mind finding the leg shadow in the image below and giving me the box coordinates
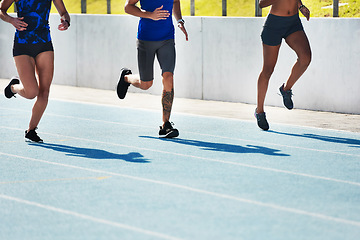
[269,130,360,148]
[28,142,149,163]
[139,136,290,157]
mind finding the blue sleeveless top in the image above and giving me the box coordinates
[14,0,52,44]
[137,0,174,41]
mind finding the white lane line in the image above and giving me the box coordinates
[1,108,359,157]
[1,152,360,228]
[0,194,182,240]
[0,176,111,185]
[1,126,360,187]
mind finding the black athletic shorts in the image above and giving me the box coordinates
[13,41,54,58]
[261,14,304,46]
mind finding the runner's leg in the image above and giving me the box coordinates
[161,72,174,124]
[27,51,54,131]
[283,31,311,91]
[257,43,281,113]
[13,55,39,99]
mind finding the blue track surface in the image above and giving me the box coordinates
[1,97,360,240]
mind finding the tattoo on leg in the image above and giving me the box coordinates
[162,88,174,122]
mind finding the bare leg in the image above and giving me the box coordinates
[161,72,174,126]
[257,43,281,113]
[13,55,39,99]
[283,31,311,91]
[29,51,54,131]
[125,74,153,90]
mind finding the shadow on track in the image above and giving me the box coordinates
[139,136,290,156]
[28,142,149,163]
[269,130,360,148]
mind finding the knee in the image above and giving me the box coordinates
[141,81,153,90]
[162,72,174,89]
[299,51,312,67]
[38,88,50,100]
[26,88,39,99]
[162,72,173,82]
[260,67,274,80]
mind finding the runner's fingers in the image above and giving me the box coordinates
[16,25,26,31]
[19,21,28,27]
[58,23,68,31]
[158,11,169,16]
[13,19,27,30]
[178,25,188,41]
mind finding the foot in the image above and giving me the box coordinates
[159,121,179,138]
[279,83,293,110]
[25,128,43,143]
[116,68,132,99]
[4,77,20,98]
[255,109,269,131]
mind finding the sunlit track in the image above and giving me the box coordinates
[1,106,359,158]
[1,152,360,228]
[1,126,360,187]
[0,194,183,240]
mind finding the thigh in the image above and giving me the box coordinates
[35,50,54,91]
[262,43,281,72]
[156,39,176,74]
[285,31,311,59]
[137,40,156,82]
[14,55,38,90]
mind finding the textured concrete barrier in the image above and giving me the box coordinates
[1,14,359,114]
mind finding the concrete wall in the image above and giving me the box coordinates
[1,14,359,114]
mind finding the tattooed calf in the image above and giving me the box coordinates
[162,88,174,122]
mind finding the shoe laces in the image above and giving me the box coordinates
[285,89,293,96]
[160,121,175,130]
[278,89,293,98]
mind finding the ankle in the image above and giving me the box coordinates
[283,84,291,92]
[124,75,129,83]
[256,108,264,114]
[10,85,17,94]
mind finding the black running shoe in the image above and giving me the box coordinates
[255,110,269,131]
[25,128,43,143]
[279,83,293,110]
[4,77,20,98]
[159,121,179,138]
[116,68,132,99]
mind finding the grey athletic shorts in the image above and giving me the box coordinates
[137,39,176,82]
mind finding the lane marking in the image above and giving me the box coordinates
[1,108,359,157]
[1,126,360,187]
[0,194,182,240]
[1,152,360,228]
[2,98,360,135]
[0,176,111,185]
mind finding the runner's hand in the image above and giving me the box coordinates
[11,17,27,31]
[300,6,310,21]
[150,5,170,20]
[178,22,188,41]
[58,18,69,31]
